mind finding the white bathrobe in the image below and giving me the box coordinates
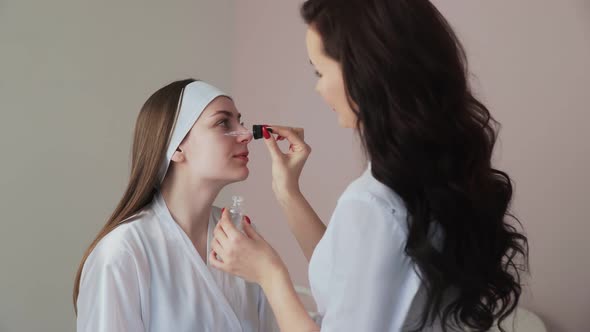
[309,166,445,331]
[77,192,278,332]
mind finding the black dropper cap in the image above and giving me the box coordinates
[252,125,273,140]
[253,125,264,140]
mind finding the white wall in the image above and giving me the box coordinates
[0,1,234,331]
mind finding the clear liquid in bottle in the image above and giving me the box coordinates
[229,195,245,232]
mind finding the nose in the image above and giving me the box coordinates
[237,123,253,143]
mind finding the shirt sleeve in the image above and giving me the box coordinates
[76,248,145,332]
[319,195,422,332]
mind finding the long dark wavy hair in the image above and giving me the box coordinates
[301,0,529,331]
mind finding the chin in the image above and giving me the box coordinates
[229,167,249,182]
[338,118,355,129]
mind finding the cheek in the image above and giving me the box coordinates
[333,75,349,107]
[316,80,328,104]
[323,75,347,109]
[191,137,230,168]
[332,78,357,127]
[317,78,339,107]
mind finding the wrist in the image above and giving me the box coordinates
[259,262,290,292]
[275,188,304,207]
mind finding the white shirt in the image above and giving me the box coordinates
[77,192,278,332]
[309,166,444,332]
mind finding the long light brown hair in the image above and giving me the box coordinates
[73,78,196,313]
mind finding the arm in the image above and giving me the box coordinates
[76,249,145,332]
[277,190,326,261]
[262,125,326,260]
[259,266,320,332]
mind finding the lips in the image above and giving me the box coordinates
[233,152,249,162]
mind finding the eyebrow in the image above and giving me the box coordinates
[209,110,242,120]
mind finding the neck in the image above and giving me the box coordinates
[160,170,223,243]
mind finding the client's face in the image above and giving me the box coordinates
[178,96,252,184]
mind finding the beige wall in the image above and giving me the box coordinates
[231,1,590,331]
[0,1,234,331]
[1,1,588,331]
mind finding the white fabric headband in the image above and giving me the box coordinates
[158,80,230,183]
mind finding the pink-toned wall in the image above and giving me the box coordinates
[230,1,590,331]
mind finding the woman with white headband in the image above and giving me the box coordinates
[73,79,278,332]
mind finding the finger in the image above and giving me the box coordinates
[215,210,230,240]
[263,132,284,162]
[242,217,262,241]
[214,221,229,244]
[266,125,306,146]
[211,237,224,254]
[209,250,225,270]
[268,125,304,141]
[219,209,242,240]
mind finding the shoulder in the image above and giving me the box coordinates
[85,210,153,271]
[342,168,405,210]
[335,168,408,234]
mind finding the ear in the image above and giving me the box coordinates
[171,147,185,163]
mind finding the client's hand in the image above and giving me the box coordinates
[210,208,286,286]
